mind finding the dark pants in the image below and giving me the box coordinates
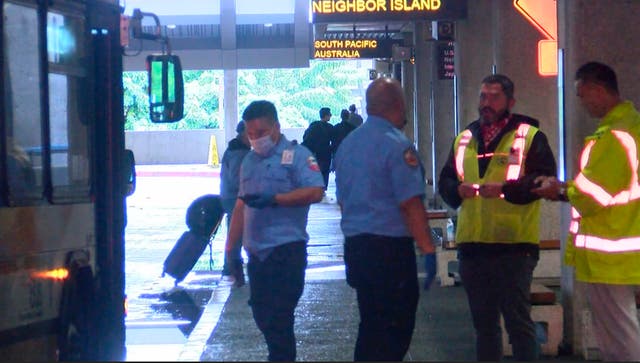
[459,253,539,361]
[344,234,419,361]
[247,241,307,361]
[316,156,331,190]
[221,200,242,275]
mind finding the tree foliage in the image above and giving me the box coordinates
[123,59,371,130]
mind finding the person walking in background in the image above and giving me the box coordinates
[219,120,251,287]
[438,74,557,361]
[225,100,325,361]
[331,109,356,163]
[334,77,435,361]
[302,107,334,197]
[348,103,364,127]
[533,62,640,361]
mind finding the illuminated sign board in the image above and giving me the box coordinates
[312,0,467,23]
[314,38,398,59]
[513,0,557,76]
[437,41,455,79]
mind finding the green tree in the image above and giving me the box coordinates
[122,72,148,130]
[123,59,370,130]
[239,60,369,128]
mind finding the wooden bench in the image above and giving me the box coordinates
[502,283,563,357]
[436,239,561,287]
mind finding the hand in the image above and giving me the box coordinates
[241,193,277,209]
[458,183,479,199]
[531,176,562,200]
[423,253,437,291]
[478,182,504,198]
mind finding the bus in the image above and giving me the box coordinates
[0,0,180,360]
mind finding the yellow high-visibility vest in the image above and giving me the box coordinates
[564,101,640,284]
[453,123,540,244]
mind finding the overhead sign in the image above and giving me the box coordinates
[513,0,557,76]
[313,38,398,59]
[312,0,467,23]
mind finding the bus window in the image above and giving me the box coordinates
[3,2,44,204]
[48,10,91,201]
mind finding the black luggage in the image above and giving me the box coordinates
[162,231,210,284]
[186,194,224,238]
[162,194,224,285]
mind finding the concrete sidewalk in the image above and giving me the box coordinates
[194,274,476,361]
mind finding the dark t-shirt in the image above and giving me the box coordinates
[302,120,333,161]
[331,121,355,155]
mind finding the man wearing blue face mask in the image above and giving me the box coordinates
[224,100,325,361]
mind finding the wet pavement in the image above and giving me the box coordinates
[124,164,586,362]
[124,165,223,361]
[123,165,347,361]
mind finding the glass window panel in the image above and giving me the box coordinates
[47,11,91,201]
[3,2,43,204]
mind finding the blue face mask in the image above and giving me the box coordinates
[250,132,276,156]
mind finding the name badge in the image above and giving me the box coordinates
[281,149,294,165]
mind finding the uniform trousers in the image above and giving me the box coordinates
[587,283,640,361]
[344,234,419,361]
[247,241,307,361]
[459,253,538,361]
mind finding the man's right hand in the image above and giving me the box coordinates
[417,237,436,255]
[458,182,479,199]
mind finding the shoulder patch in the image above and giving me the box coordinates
[307,155,321,172]
[403,147,419,168]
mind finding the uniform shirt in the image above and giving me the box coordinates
[239,135,325,259]
[334,116,426,237]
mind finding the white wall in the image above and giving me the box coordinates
[126,127,305,165]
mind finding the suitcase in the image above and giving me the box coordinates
[162,230,210,284]
[186,194,224,238]
[162,195,225,285]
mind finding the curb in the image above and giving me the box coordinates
[177,283,233,361]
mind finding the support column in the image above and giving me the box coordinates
[223,70,238,144]
[220,0,237,149]
[293,0,310,67]
[413,21,434,203]
[220,0,236,70]
[431,41,456,209]
[401,58,415,145]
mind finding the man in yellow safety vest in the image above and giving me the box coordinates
[534,62,640,361]
[438,74,558,361]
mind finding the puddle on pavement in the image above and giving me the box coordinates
[132,286,212,337]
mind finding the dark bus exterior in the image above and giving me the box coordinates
[0,0,127,360]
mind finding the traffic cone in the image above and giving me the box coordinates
[207,135,219,167]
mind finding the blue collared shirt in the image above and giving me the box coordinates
[335,116,426,237]
[239,135,325,258]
